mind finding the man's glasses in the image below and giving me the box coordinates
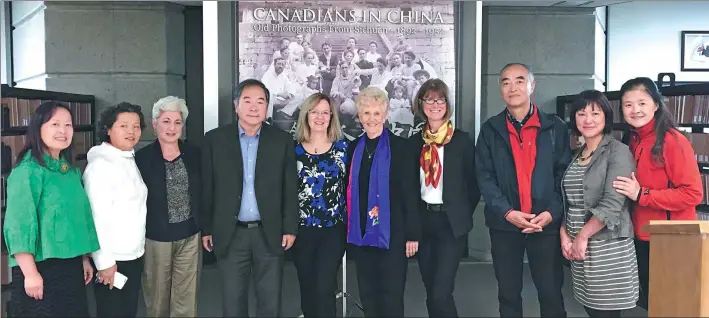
[421,98,447,105]
[308,110,331,117]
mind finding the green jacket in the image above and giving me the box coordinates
[3,153,100,267]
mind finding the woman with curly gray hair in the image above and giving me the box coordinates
[135,96,203,317]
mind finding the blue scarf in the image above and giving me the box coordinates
[346,131,391,249]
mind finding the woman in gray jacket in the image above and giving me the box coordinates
[560,90,639,317]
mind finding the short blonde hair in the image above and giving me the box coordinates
[295,93,343,143]
[355,87,389,113]
[152,96,188,120]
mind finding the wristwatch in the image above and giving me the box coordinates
[637,188,649,201]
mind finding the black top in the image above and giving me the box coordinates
[346,129,421,247]
[410,129,482,238]
[295,140,348,228]
[135,140,202,242]
[358,135,380,236]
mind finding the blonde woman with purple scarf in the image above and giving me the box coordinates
[345,87,421,318]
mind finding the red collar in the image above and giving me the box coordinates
[633,118,656,139]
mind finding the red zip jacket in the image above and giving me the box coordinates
[506,109,540,214]
[630,118,704,241]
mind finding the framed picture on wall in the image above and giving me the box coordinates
[681,31,709,72]
[235,1,457,140]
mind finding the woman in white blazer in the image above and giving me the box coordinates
[83,102,148,318]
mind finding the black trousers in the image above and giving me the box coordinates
[217,226,283,317]
[634,239,650,310]
[352,242,408,318]
[489,229,567,318]
[10,257,89,317]
[584,306,621,318]
[418,211,466,318]
[93,257,144,318]
[293,224,346,318]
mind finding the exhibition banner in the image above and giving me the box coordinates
[237,1,456,139]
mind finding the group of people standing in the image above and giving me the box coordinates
[475,64,702,318]
[4,97,202,317]
[2,61,703,318]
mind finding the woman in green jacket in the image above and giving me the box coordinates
[3,101,100,317]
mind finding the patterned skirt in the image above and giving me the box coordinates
[9,256,89,317]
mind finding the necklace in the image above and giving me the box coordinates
[364,144,375,159]
[578,147,595,162]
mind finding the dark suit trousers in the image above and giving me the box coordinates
[293,224,346,318]
[489,229,566,318]
[93,257,144,318]
[353,243,408,318]
[634,239,649,310]
[217,226,283,317]
[418,210,465,318]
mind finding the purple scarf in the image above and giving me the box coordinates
[346,131,391,249]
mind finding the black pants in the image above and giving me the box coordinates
[93,257,144,318]
[634,239,650,310]
[217,226,283,317]
[584,306,621,317]
[353,243,408,318]
[418,211,465,318]
[10,257,89,317]
[489,229,567,318]
[293,225,346,318]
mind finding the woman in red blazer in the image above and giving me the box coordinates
[612,77,703,310]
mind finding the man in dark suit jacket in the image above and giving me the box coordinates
[475,63,570,318]
[200,79,298,317]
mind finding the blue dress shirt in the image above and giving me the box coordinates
[237,123,261,222]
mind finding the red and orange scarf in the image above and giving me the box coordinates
[420,120,454,188]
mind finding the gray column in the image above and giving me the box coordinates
[481,6,596,121]
[11,1,187,142]
[454,1,487,261]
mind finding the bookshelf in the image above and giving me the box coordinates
[0,85,97,312]
[555,81,709,219]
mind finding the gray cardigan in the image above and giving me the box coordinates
[561,134,636,240]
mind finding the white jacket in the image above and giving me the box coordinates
[83,142,147,270]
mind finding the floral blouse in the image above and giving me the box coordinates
[295,140,348,227]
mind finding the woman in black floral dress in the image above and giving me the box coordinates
[292,93,348,318]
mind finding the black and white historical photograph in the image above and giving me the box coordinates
[237,1,456,139]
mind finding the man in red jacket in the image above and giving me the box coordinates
[475,63,571,318]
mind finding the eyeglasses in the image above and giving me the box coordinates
[308,110,331,117]
[421,98,447,105]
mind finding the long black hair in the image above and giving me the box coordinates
[619,77,678,164]
[15,101,74,168]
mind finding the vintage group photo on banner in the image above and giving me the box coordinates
[236,1,456,139]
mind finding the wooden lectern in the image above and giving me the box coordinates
[644,220,709,317]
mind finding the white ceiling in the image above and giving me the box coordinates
[483,0,631,7]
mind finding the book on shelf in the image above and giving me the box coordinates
[665,95,709,125]
[1,97,93,128]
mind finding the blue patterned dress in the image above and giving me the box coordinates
[295,140,349,227]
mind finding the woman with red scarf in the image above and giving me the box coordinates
[612,77,703,310]
[410,79,481,318]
